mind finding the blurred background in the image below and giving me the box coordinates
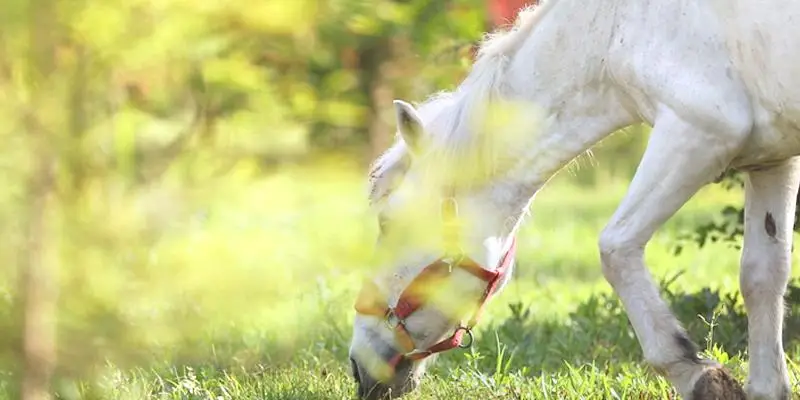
[3,0,788,399]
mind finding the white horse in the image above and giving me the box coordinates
[349,0,800,399]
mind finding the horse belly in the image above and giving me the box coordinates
[715,0,800,167]
[732,107,800,170]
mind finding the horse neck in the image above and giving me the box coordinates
[477,0,639,214]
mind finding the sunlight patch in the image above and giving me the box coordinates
[427,98,546,188]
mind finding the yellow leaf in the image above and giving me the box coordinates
[202,56,265,92]
[347,14,381,36]
[238,0,317,35]
[70,2,128,59]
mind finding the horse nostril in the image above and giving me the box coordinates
[351,356,369,398]
[350,357,361,383]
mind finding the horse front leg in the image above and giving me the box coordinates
[740,158,800,400]
[598,107,750,399]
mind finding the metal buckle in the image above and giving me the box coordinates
[455,326,474,349]
[385,309,403,330]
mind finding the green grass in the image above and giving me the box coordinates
[3,154,800,399]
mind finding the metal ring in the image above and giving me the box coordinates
[385,309,402,329]
[457,327,474,349]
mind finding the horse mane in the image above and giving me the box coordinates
[368,1,555,199]
[477,2,552,61]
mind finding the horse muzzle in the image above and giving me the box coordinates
[350,354,417,399]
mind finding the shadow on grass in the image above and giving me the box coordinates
[435,273,800,377]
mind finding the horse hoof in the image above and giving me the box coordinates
[691,366,746,400]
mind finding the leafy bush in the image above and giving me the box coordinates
[450,273,800,377]
[674,169,800,253]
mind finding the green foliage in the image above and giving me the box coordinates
[452,272,800,379]
[674,169,800,255]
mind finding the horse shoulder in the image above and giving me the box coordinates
[609,1,753,135]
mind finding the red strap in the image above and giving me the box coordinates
[426,326,469,353]
[354,237,518,365]
[457,259,499,281]
[403,239,517,361]
[387,353,405,368]
[404,326,471,361]
[394,260,450,319]
[466,237,517,326]
[496,237,517,276]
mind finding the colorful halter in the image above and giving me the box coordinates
[354,195,517,371]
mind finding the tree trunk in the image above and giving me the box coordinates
[19,0,59,398]
[66,45,88,194]
[358,37,395,161]
[19,154,56,400]
[368,63,394,161]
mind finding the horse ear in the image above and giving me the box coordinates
[393,99,424,153]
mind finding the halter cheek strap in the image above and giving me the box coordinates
[354,194,517,370]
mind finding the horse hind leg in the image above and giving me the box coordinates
[598,106,749,399]
[739,158,799,400]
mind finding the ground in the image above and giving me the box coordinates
[3,154,799,400]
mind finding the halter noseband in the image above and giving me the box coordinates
[354,193,517,371]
